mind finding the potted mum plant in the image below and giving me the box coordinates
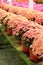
[22,34,34,53]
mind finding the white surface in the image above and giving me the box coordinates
[29,0,34,9]
[7,0,12,4]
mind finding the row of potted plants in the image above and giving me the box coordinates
[0,8,42,62]
[4,26,41,62]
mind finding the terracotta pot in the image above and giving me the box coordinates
[29,49,40,62]
[17,41,22,44]
[5,27,7,31]
[22,45,29,53]
[7,28,12,35]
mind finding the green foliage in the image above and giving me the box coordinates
[1,15,7,22]
[22,37,34,49]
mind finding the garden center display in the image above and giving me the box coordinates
[0,0,43,65]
